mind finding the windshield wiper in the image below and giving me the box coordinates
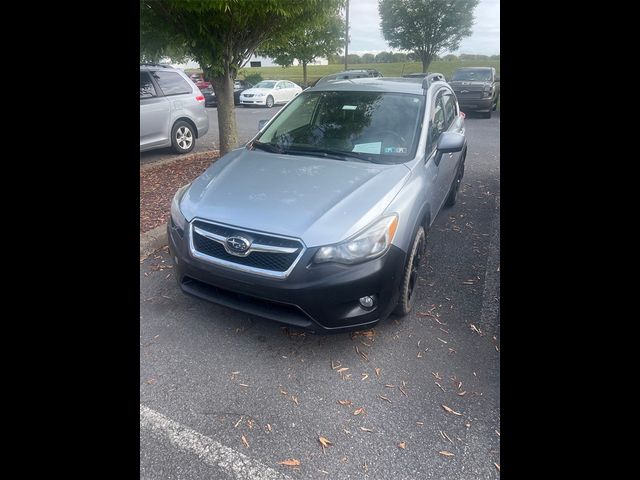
[285,147,375,163]
[251,141,282,154]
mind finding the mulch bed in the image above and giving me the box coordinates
[140,151,219,233]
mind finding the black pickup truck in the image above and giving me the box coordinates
[449,67,500,118]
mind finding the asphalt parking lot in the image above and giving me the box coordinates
[140,112,500,479]
[139,105,284,165]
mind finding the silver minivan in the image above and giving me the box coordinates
[140,64,209,154]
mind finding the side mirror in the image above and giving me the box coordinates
[495,76,500,82]
[436,132,465,153]
[258,119,268,130]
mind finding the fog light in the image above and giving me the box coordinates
[359,296,375,308]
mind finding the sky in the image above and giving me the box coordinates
[348,0,500,56]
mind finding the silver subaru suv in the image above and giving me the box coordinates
[140,64,209,154]
[168,74,466,333]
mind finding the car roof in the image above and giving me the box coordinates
[140,63,176,72]
[454,66,493,70]
[308,76,448,95]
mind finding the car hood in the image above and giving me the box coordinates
[240,88,273,95]
[180,148,410,247]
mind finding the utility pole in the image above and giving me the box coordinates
[344,0,349,71]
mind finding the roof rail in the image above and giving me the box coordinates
[140,63,173,68]
[421,72,446,90]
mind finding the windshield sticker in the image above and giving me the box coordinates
[353,142,381,154]
[342,105,357,110]
[384,146,408,154]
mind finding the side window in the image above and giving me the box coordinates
[427,94,446,153]
[140,72,156,99]
[287,81,296,89]
[276,82,284,90]
[152,71,192,96]
[442,93,457,128]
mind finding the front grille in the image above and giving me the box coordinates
[243,94,254,98]
[456,91,483,99]
[191,221,304,273]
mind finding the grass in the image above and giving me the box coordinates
[234,60,500,85]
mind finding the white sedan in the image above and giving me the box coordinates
[239,80,302,108]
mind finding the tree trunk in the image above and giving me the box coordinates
[421,53,432,73]
[302,61,308,87]
[211,71,237,157]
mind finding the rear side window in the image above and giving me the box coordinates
[442,93,457,128]
[140,72,156,98]
[152,71,192,96]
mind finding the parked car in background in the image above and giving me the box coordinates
[239,80,302,108]
[448,67,500,118]
[314,69,383,86]
[140,64,209,154]
[201,80,254,107]
[168,74,467,332]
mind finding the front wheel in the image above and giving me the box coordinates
[265,95,274,108]
[394,226,426,317]
[171,121,195,154]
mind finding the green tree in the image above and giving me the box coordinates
[258,10,344,87]
[140,0,342,156]
[361,53,375,63]
[379,0,479,73]
[443,53,458,61]
[347,53,361,64]
[375,51,395,63]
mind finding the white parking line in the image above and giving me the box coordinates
[140,404,292,480]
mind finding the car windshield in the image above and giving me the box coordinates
[255,81,277,89]
[451,69,492,81]
[254,91,425,164]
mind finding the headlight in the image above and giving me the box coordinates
[313,215,399,264]
[170,183,190,231]
[483,85,492,97]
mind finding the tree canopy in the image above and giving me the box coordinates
[378,0,479,72]
[258,9,344,86]
[140,0,343,155]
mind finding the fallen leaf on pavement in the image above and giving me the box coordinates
[319,436,333,453]
[494,463,500,471]
[361,373,369,381]
[353,407,365,415]
[375,368,381,377]
[266,424,272,432]
[378,395,392,403]
[241,435,249,448]
[278,459,300,467]
[385,384,395,388]
[470,324,483,335]
[336,367,349,373]
[442,405,463,416]
[337,399,352,406]
[439,451,454,457]
[432,372,443,380]
[398,442,406,449]
[399,385,408,397]
[331,360,341,370]
[360,427,373,432]
[457,391,467,396]
[495,430,500,437]
[435,382,445,393]
[291,395,299,405]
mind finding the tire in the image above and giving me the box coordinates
[394,226,426,317]
[445,154,465,207]
[265,95,274,108]
[171,120,195,154]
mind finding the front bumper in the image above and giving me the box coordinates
[168,222,406,333]
[240,97,267,105]
[456,96,493,112]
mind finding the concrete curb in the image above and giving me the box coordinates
[140,222,168,260]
